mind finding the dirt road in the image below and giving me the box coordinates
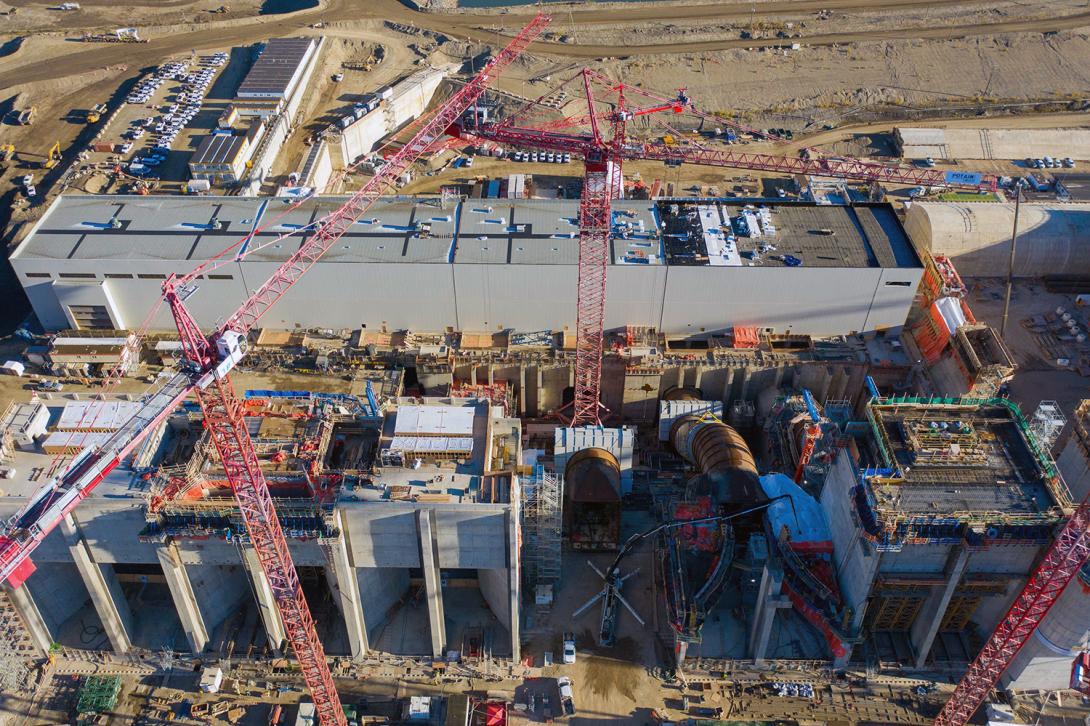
[3,0,1090,91]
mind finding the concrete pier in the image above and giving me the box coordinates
[749,563,791,663]
[326,511,369,659]
[418,509,446,658]
[157,543,209,654]
[911,546,970,668]
[242,547,287,653]
[3,583,53,655]
[61,513,133,653]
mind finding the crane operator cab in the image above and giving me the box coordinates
[195,329,248,389]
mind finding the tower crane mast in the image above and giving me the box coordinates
[0,14,551,725]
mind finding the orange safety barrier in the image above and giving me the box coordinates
[731,325,760,349]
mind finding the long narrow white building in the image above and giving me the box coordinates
[12,195,924,336]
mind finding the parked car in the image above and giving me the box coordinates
[36,380,63,392]
[562,633,576,664]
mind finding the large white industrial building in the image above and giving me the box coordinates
[12,195,923,336]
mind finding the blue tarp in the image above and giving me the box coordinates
[759,473,831,544]
[244,389,358,402]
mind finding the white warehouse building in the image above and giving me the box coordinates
[12,195,924,336]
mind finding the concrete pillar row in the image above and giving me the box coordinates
[470,366,478,386]
[241,547,288,654]
[3,583,53,656]
[60,513,133,653]
[721,367,734,407]
[749,563,791,663]
[693,366,704,394]
[818,367,833,405]
[328,510,369,659]
[487,364,494,385]
[911,546,971,668]
[157,544,210,654]
[417,509,446,658]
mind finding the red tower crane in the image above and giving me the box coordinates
[0,14,551,725]
[448,69,999,427]
[932,501,1090,725]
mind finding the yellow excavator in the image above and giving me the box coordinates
[42,141,61,170]
[86,103,107,124]
[0,143,14,162]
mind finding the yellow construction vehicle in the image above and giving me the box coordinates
[42,141,61,170]
[0,143,14,161]
[86,103,107,124]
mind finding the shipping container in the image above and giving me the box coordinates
[486,179,500,198]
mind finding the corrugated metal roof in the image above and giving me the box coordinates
[393,404,475,436]
[191,134,247,166]
[57,400,143,431]
[236,37,314,98]
[13,195,919,270]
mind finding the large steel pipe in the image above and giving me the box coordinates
[671,415,763,506]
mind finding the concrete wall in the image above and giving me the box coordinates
[904,202,1090,277]
[1057,435,1090,502]
[339,67,449,165]
[477,567,511,631]
[189,564,251,635]
[819,452,878,633]
[24,562,90,639]
[897,127,1090,160]
[357,567,409,638]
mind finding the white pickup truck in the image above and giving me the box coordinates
[557,677,576,717]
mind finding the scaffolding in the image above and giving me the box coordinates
[520,465,562,624]
[1029,400,1066,453]
[76,675,122,715]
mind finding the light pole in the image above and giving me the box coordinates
[1000,184,1021,339]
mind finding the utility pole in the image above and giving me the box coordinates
[1000,185,1021,338]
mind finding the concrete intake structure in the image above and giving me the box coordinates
[563,448,622,551]
[904,201,1090,278]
